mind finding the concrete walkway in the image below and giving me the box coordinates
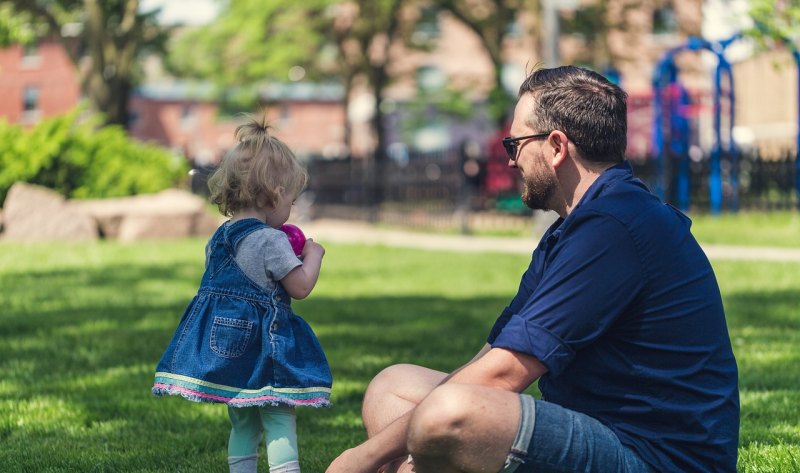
[300,218,800,262]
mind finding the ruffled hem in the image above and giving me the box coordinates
[153,383,331,408]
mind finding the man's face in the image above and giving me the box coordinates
[509,94,558,211]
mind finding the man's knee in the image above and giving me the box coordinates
[407,384,474,455]
[366,364,413,395]
[362,364,423,434]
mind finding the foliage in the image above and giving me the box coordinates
[399,84,474,139]
[166,0,332,112]
[437,0,527,124]
[746,0,800,49]
[0,3,37,44]
[166,0,405,156]
[0,0,168,126]
[0,110,187,205]
[0,238,798,471]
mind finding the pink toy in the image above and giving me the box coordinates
[280,223,307,256]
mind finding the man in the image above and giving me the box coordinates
[327,66,739,473]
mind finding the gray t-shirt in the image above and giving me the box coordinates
[207,226,302,291]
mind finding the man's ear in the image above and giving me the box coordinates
[549,131,570,168]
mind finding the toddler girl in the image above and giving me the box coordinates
[153,115,331,473]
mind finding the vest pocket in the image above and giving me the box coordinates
[210,317,253,358]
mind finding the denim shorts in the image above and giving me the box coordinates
[502,395,653,473]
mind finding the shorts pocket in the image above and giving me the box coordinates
[210,317,253,358]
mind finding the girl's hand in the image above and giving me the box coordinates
[281,238,324,299]
[300,238,325,260]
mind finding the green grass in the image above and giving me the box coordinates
[689,211,800,248]
[1,238,799,472]
[376,210,800,247]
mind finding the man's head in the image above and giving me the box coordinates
[507,66,627,213]
[517,66,627,163]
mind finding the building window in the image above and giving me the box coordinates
[128,110,140,128]
[21,86,41,123]
[653,7,678,36]
[179,104,197,130]
[417,65,446,91]
[410,6,440,46]
[21,41,41,69]
[279,103,291,125]
[23,86,39,111]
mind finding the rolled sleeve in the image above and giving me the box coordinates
[492,315,575,374]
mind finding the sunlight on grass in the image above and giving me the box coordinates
[690,211,800,248]
[1,228,799,471]
[4,396,86,431]
[738,442,800,473]
[315,412,364,429]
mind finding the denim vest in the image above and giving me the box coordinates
[153,218,332,407]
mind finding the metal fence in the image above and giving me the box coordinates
[304,148,534,234]
[630,149,798,212]
[190,147,798,234]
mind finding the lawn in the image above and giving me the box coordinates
[1,233,798,472]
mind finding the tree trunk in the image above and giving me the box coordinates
[85,70,133,127]
[82,0,140,127]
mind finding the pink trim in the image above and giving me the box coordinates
[153,383,328,405]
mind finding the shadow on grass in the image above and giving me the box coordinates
[0,263,505,471]
[3,263,799,471]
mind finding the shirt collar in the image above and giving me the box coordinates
[543,160,640,242]
[576,160,639,208]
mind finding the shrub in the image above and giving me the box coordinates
[0,110,188,205]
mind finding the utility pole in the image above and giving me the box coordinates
[542,0,560,66]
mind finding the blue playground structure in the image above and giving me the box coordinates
[651,33,800,213]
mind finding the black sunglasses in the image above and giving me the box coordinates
[502,133,551,161]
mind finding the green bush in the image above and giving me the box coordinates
[0,110,188,205]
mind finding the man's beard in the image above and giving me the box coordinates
[521,166,558,210]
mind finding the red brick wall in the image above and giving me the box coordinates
[0,40,80,125]
[129,98,347,164]
[262,101,346,158]
[129,97,238,165]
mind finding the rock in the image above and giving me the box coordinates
[117,214,196,242]
[72,188,221,241]
[2,183,98,241]
[193,209,225,236]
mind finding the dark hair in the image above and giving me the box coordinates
[518,66,627,163]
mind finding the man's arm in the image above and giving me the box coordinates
[448,346,547,391]
[325,346,547,473]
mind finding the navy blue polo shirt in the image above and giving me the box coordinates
[488,161,739,472]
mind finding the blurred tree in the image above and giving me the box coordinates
[0,3,37,45]
[167,0,405,161]
[746,0,800,50]
[436,0,535,125]
[327,0,404,160]
[560,1,611,67]
[0,0,167,127]
[166,0,332,111]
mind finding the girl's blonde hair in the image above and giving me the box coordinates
[208,114,307,217]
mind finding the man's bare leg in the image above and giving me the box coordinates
[362,364,447,437]
[405,383,522,473]
[362,364,447,472]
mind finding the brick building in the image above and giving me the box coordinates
[0,39,81,125]
[0,3,795,160]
